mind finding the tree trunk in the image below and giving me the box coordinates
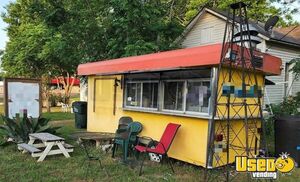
[46,101,51,112]
[58,73,76,105]
[41,76,51,113]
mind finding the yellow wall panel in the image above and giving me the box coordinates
[216,68,264,118]
[213,119,261,167]
[87,75,209,166]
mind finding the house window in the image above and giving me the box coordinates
[200,27,213,44]
[125,81,158,109]
[163,81,185,111]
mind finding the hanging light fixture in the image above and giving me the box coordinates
[233,24,262,48]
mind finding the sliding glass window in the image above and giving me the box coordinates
[163,81,185,111]
[123,69,212,116]
[125,82,141,107]
[186,81,211,113]
[125,81,158,109]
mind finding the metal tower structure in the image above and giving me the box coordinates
[205,2,268,181]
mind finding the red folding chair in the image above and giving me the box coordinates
[135,123,181,176]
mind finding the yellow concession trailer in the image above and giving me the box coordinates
[77,43,282,167]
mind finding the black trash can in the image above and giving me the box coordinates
[72,101,87,129]
[275,116,300,166]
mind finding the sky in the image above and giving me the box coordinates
[0,0,11,50]
[0,0,299,51]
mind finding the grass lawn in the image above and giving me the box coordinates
[0,120,204,181]
[41,107,74,122]
[41,112,74,121]
[0,105,74,124]
[0,120,299,181]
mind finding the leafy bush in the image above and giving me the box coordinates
[49,93,65,107]
[295,92,300,105]
[0,116,61,145]
[266,93,300,131]
[49,94,58,107]
[270,96,300,117]
[265,93,300,154]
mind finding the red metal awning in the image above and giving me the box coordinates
[77,44,282,76]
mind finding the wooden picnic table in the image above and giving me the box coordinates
[71,131,136,163]
[71,132,115,148]
[70,132,131,163]
[18,132,74,162]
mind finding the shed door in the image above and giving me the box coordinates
[94,79,115,122]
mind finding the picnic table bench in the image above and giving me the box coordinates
[18,132,74,162]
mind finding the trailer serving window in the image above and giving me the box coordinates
[163,81,185,111]
[123,69,212,117]
[186,80,210,113]
[125,81,158,109]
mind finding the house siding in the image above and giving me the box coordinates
[179,10,300,104]
[181,12,225,48]
[265,44,300,103]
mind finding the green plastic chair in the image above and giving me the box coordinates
[112,121,143,162]
[111,117,133,158]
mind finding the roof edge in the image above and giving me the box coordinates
[175,7,300,48]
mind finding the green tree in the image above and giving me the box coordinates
[1,0,183,104]
[161,0,189,26]
[2,23,51,77]
[2,0,183,72]
[1,0,109,105]
[103,0,183,59]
